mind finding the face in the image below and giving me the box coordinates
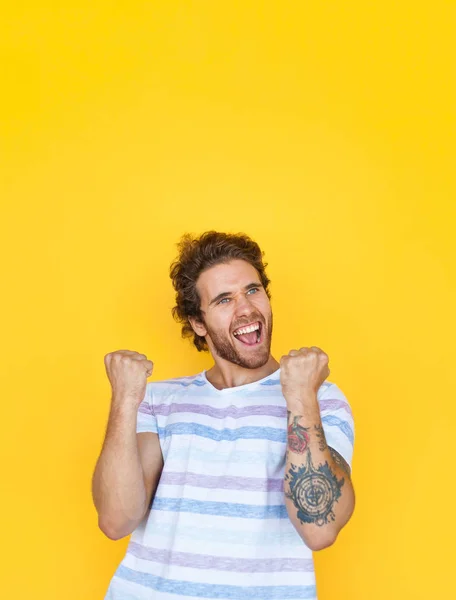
[191,260,273,369]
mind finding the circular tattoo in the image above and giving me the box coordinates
[293,473,335,526]
[285,453,344,526]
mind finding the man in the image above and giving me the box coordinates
[92,231,355,600]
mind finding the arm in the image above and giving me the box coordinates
[91,350,163,540]
[281,348,355,551]
[285,401,355,550]
[92,407,163,540]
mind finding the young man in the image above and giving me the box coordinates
[92,231,355,600]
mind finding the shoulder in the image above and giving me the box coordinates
[317,380,354,420]
[318,380,355,466]
[318,380,351,403]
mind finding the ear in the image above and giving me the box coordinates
[188,316,207,337]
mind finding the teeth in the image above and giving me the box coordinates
[233,323,260,336]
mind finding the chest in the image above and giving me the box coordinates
[156,395,288,479]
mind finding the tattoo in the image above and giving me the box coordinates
[285,451,344,527]
[314,424,328,452]
[287,412,310,454]
[329,447,351,475]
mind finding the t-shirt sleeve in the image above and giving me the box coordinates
[136,383,158,434]
[318,382,355,469]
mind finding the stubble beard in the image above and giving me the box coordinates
[205,313,273,369]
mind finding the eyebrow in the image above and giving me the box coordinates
[209,282,263,307]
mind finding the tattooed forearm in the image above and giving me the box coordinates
[285,451,345,527]
[285,415,347,527]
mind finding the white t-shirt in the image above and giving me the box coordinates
[104,368,354,600]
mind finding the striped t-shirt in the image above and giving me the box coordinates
[104,367,354,600]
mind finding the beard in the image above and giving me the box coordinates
[204,313,273,369]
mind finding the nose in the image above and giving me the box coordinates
[234,293,255,318]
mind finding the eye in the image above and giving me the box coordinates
[218,297,231,305]
[247,287,259,295]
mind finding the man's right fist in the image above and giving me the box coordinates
[104,350,154,406]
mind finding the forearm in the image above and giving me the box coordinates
[284,395,355,551]
[92,398,148,538]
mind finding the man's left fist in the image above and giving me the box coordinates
[280,346,330,402]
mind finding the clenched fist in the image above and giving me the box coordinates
[280,346,330,404]
[104,350,154,406]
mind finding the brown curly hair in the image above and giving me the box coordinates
[170,231,271,352]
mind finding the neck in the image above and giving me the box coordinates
[205,355,280,390]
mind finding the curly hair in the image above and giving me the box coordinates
[170,231,271,352]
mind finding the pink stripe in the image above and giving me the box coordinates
[138,401,153,415]
[153,403,286,419]
[320,398,353,417]
[128,542,313,572]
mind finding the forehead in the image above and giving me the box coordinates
[196,260,261,298]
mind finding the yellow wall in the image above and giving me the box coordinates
[1,2,455,599]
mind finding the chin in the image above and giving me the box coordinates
[240,350,270,370]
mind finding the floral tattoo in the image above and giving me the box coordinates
[287,412,310,454]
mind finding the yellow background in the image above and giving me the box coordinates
[1,2,455,599]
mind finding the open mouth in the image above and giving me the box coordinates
[232,321,263,346]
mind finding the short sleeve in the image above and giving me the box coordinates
[318,382,355,469]
[136,383,158,434]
